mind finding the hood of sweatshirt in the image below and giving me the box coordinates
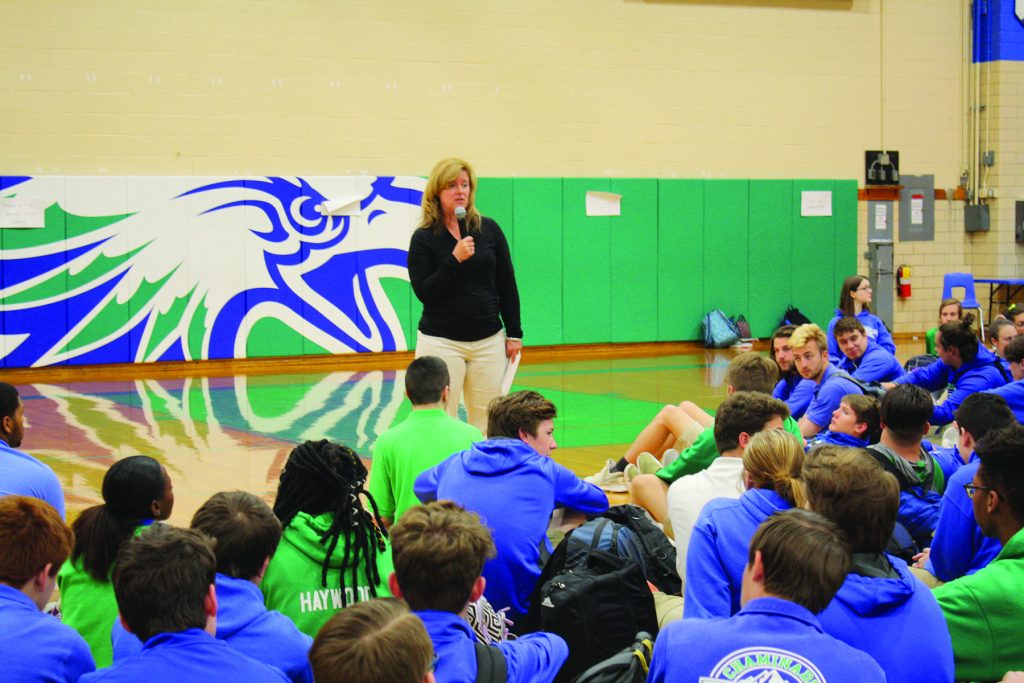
[832,553,916,617]
[457,437,541,477]
[214,573,265,640]
[281,511,371,569]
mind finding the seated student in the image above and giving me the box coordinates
[826,274,896,359]
[833,316,906,383]
[927,298,963,355]
[1004,303,1024,333]
[58,455,174,667]
[890,314,1010,426]
[0,496,94,682]
[0,381,65,518]
[310,598,436,683]
[666,392,790,579]
[262,440,393,638]
[81,525,287,682]
[771,324,815,419]
[987,334,1024,423]
[790,323,865,439]
[416,391,607,624]
[934,424,1024,681]
[112,492,313,683]
[590,352,797,490]
[648,509,884,683]
[805,394,881,451]
[866,384,947,549]
[919,393,1015,582]
[989,317,1018,363]
[368,356,482,528]
[685,429,805,619]
[627,353,803,521]
[389,501,567,682]
[804,447,955,683]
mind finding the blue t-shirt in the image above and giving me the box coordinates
[0,584,95,682]
[803,365,864,430]
[649,597,885,683]
[0,440,65,519]
[416,610,566,683]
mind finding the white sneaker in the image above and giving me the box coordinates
[661,448,681,469]
[624,463,641,486]
[585,459,627,493]
[636,451,663,475]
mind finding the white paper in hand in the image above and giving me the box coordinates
[501,351,521,395]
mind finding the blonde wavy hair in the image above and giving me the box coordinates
[789,323,827,353]
[742,429,805,508]
[419,157,482,233]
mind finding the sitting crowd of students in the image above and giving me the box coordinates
[2,280,1024,682]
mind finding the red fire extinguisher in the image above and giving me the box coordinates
[897,265,912,298]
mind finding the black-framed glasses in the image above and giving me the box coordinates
[964,483,995,497]
[856,285,873,292]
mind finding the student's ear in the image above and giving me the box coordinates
[252,556,271,585]
[853,421,868,438]
[920,422,932,438]
[750,550,766,585]
[737,431,753,450]
[726,385,735,395]
[388,572,404,600]
[468,576,486,603]
[118,613,133,634]
[33,563,53,591]
[204,583,217,618]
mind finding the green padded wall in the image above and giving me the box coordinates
[610,179,658,343]
[562,178,611,344]
[748,180,794,338]
[703,181,750,317]
[657,180,704,341]
[511,179,564,346]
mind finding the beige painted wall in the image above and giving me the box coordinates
[4,0,1014,334]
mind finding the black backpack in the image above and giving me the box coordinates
[473,642,508,683]
[780,306,812,327]
[522,542,658,683]
[571,631,655,683]
[599,505,681,595]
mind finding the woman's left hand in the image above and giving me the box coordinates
[505,338,522,360]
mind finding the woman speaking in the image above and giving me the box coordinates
[407,158,522,434]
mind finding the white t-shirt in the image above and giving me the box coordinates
[666,455,746,585]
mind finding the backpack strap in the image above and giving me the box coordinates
[474,642,508,683]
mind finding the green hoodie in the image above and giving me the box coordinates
[261,511,393,638]
[934,526,1024,682]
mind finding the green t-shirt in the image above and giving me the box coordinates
[368,408,481,524]
[926,327,938,355]
[655,415,804,484]
[261,511,394,638]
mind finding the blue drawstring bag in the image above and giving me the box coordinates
[702,309,741,348]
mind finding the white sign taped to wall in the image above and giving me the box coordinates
[800,191,832,217]
[0,198,47,228]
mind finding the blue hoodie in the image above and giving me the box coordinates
[818,553,955,683]
[649,597,885,683]
[805,430,869,451]
[773,373,815,419]
[685,488,792,619]
[415,438,608,622]
[0,584,95,682]
[416,610,567,683]
[894,346,1009,425]
[837,340,906,383]
[926,457,1002,582]
[827,310,896,358]
[867,444,944,545]
[987,378,1024,423]
[81,629,287,683]
[112,574,312,683]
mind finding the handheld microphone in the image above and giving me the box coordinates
[455,206,468,239]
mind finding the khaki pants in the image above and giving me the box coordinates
[416,330,507,435]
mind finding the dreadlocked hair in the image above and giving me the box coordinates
[273,440,387,606]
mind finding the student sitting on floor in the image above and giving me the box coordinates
[989,318,1018,367]
[311,598,436,683]
[81,525,287,683]
[791,324,865,439]
[415,391,606,625]
[684,429,805,619]
[917,393,1015,583]
[889,314,1010,426]
[833,316,905,383]
[805,446,955,683]
[805,393,881,451]
[389,501,567,683]
[986,334,1024,423]
[771,324,815,419]
[112,491,314,683]
[261,440,393,638]
[58,455,174,667]
[648,509,885,683]
[0,496,95,683]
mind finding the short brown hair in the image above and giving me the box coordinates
[310,598,433,683]
[113,525,216,642]
[802,446,899,553]
[487,390,556,440]
[789,324,827,353]
[743,429,805,507]
[0,496,73,586]
[1006,335,1024,364]
[724,352,780,395]
[390,501,495,612]
[841,394,881,442]
[190,491,282,581]
[713,392,790,453]
[832,316,866,339]
[748,509,850,614]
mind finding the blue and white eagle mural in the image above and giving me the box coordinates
[0,175,426,368]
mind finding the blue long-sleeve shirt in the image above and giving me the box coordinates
[986,378,1024,423]
[837,340,906,383]
[894,346,1009,425]
[926,456,1002,582]
[0,584,95,682]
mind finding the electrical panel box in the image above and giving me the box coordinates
[868,200,894,243]
[1016,201,1024,243]
[965,204,991,232]
[898,175,935,242]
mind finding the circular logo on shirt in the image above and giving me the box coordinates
[700,647,827,683]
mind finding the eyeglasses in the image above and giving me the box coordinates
[856,285,873,292]
[963,483,995,497]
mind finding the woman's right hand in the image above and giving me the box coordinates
[453,236,475,262]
